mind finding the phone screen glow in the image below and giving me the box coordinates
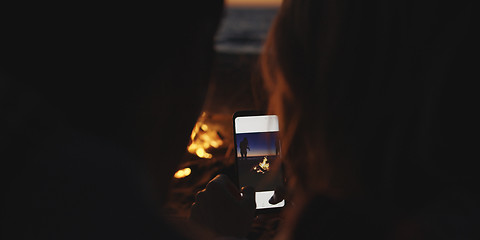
[235,115,285,210]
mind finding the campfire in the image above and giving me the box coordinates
[252,156,270,174]
[186,113,224,159]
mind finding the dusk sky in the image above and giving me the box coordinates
[227,0,282,7]
[236,132,278,157]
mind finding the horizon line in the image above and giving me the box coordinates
[237,154,277,158]
[226,0,282,8]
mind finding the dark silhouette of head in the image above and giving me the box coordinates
[261,0,478,215]
[1,0,223,200]
[1,1,224,238]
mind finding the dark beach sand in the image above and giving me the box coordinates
[238,156,283,192]
[164,52,283,239]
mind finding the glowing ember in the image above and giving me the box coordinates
[187,113,224,159]
[174,167,192,179]
[252,156,270,174]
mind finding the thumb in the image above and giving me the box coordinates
[240,186,256,210]
[269,186,286,204]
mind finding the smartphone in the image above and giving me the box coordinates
[233,111,285,212]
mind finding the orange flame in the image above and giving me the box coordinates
[259,156,270,171]
[187,113,223,159]
[252,156,270,174]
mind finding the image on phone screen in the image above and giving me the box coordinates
[234,114,285,210]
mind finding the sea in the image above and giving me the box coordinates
[215,7,279,54]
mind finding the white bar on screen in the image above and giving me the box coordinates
[235,115,279,134]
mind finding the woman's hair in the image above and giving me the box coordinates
[261,0,478,203]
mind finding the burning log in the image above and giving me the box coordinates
[252,156,270,174]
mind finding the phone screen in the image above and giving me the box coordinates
[234,114,285,210]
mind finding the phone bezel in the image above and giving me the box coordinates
[232,110,286,214]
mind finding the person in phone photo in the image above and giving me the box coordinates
[240,137,251,160]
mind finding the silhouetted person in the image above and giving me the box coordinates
[191,0,480,239]
[0,1,227,239]
[239,137,250,160]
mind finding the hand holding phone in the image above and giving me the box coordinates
[190,174,256,237]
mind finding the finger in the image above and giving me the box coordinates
[207,174,240,201]
[269,186,286,204]
[223,176,241,200]
[206,174,228,192]
[195,189,206,203]
[209,174,229,184]
[205,178,223,192]
[240,186,256,210]
[211,174,235,189]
